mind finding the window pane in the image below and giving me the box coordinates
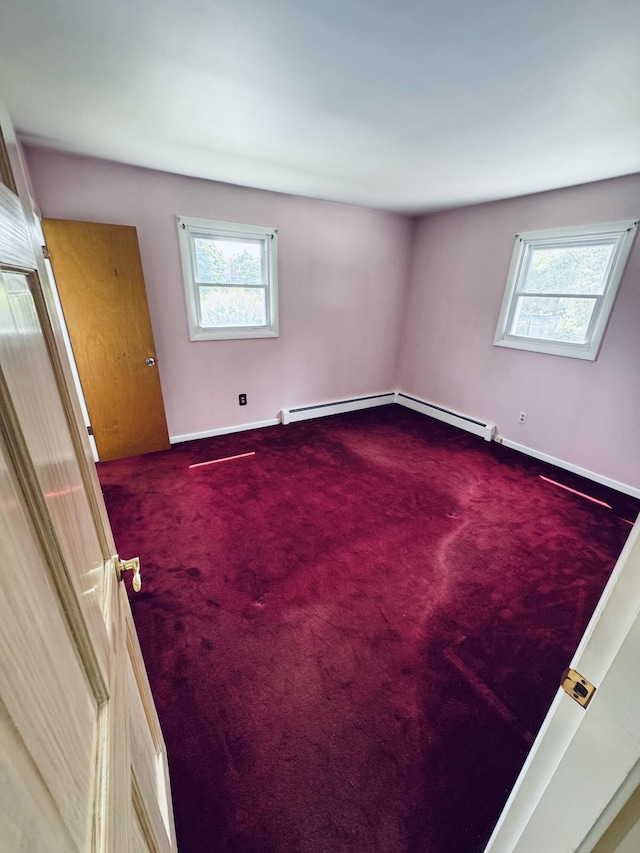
[194,237,264,285]
[199,286,267,328]
[511,296,597,343]
[523,243,614,295]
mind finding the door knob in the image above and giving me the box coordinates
[145,357,156,366]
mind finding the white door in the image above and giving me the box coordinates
[0,108,176,852]
[485,517,640,852]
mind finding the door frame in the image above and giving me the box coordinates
[485,517,640,851]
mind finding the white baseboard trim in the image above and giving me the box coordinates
[169,405,640,501]
[170,418,280,445]
[395,392,496,442]
[498,437,640,500]
[280,392,395,425]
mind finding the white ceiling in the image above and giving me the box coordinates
[1,0,639,213]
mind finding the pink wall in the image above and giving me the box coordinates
[399,174,640,489]
[25,146,413,439]
[23,144,640,488]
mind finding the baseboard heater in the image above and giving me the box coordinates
[280,393,396,425]
[396,393,496,441]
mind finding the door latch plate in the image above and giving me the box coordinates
[561,668,596,709]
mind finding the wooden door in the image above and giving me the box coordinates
[0,110,176,851]
[42,218,170,461]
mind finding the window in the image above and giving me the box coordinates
[177,216,278,341]
[494,220,637,360]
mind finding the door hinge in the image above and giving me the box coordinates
[561,668,596,709]
[87,425,94,436]
[115,555,142,592]
[41,245,51,260]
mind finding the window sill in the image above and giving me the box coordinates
[494,336,597,361]
[189,327,279,342]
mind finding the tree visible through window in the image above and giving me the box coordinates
[494,221,637,360]
[177,217,278,341]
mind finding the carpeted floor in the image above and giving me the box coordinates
[98,407,637,852]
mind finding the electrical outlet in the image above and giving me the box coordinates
[519,411,527,424]
[239,393,247,406]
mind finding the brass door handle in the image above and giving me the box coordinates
[116,556,142,592]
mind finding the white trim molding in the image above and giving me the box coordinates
[170,418,280,445]
[497,436,640,500]
[168,396,639,501]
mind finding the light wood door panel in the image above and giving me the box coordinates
[0,181,31,268]
[1,109,176,852]
[127,658,172,851]
[0,270,109,668]
[0,438,98,852]
[0,698,78,852]
[125,585,176,850]
[42,218,170,461]
[132,809,151,853]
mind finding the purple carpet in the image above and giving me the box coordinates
[98,407,637,852]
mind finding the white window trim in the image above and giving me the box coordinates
[494,219,638,360]
[177,215,279,341]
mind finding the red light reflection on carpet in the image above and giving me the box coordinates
[539,475,612,509]
[189,451,255,469]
